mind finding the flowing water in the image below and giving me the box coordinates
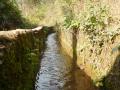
[35,33,99,90]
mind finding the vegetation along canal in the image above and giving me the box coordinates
[35,33,98,90]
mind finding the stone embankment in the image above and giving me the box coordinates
[59,29,120,90]
[0,26,48,90]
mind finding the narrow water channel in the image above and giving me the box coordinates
[35,33,99,90]
[35,33,74,90]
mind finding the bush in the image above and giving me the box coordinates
[0,0,23,30]
[63,0,109,30]
[0,0,37,30]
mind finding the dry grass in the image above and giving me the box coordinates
[16,0,120,27]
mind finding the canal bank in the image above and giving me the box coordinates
[58,28,120,90]
[0,26,50,90]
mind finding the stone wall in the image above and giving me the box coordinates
[59,29,120,90]
[0,27,47,90]
[58,0,120,89]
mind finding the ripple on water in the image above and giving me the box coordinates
[35,33,73,90]
[35,33,99,90]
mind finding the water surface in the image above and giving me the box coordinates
[35,33,99,90]
[35,33,74,90]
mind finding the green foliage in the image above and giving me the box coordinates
[0,0,22,30]
[82,3,109,33]
[63,0,109,32]
[63,15,73,29]
[0,0,37,30]
[0,31,47,90]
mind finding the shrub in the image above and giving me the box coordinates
[63,0,109,31]
[0,0,23,30]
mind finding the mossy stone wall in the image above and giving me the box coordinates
[0,28,47,90]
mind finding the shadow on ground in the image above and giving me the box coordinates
[101,48,120,90]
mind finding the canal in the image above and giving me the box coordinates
[35,33,99,90]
